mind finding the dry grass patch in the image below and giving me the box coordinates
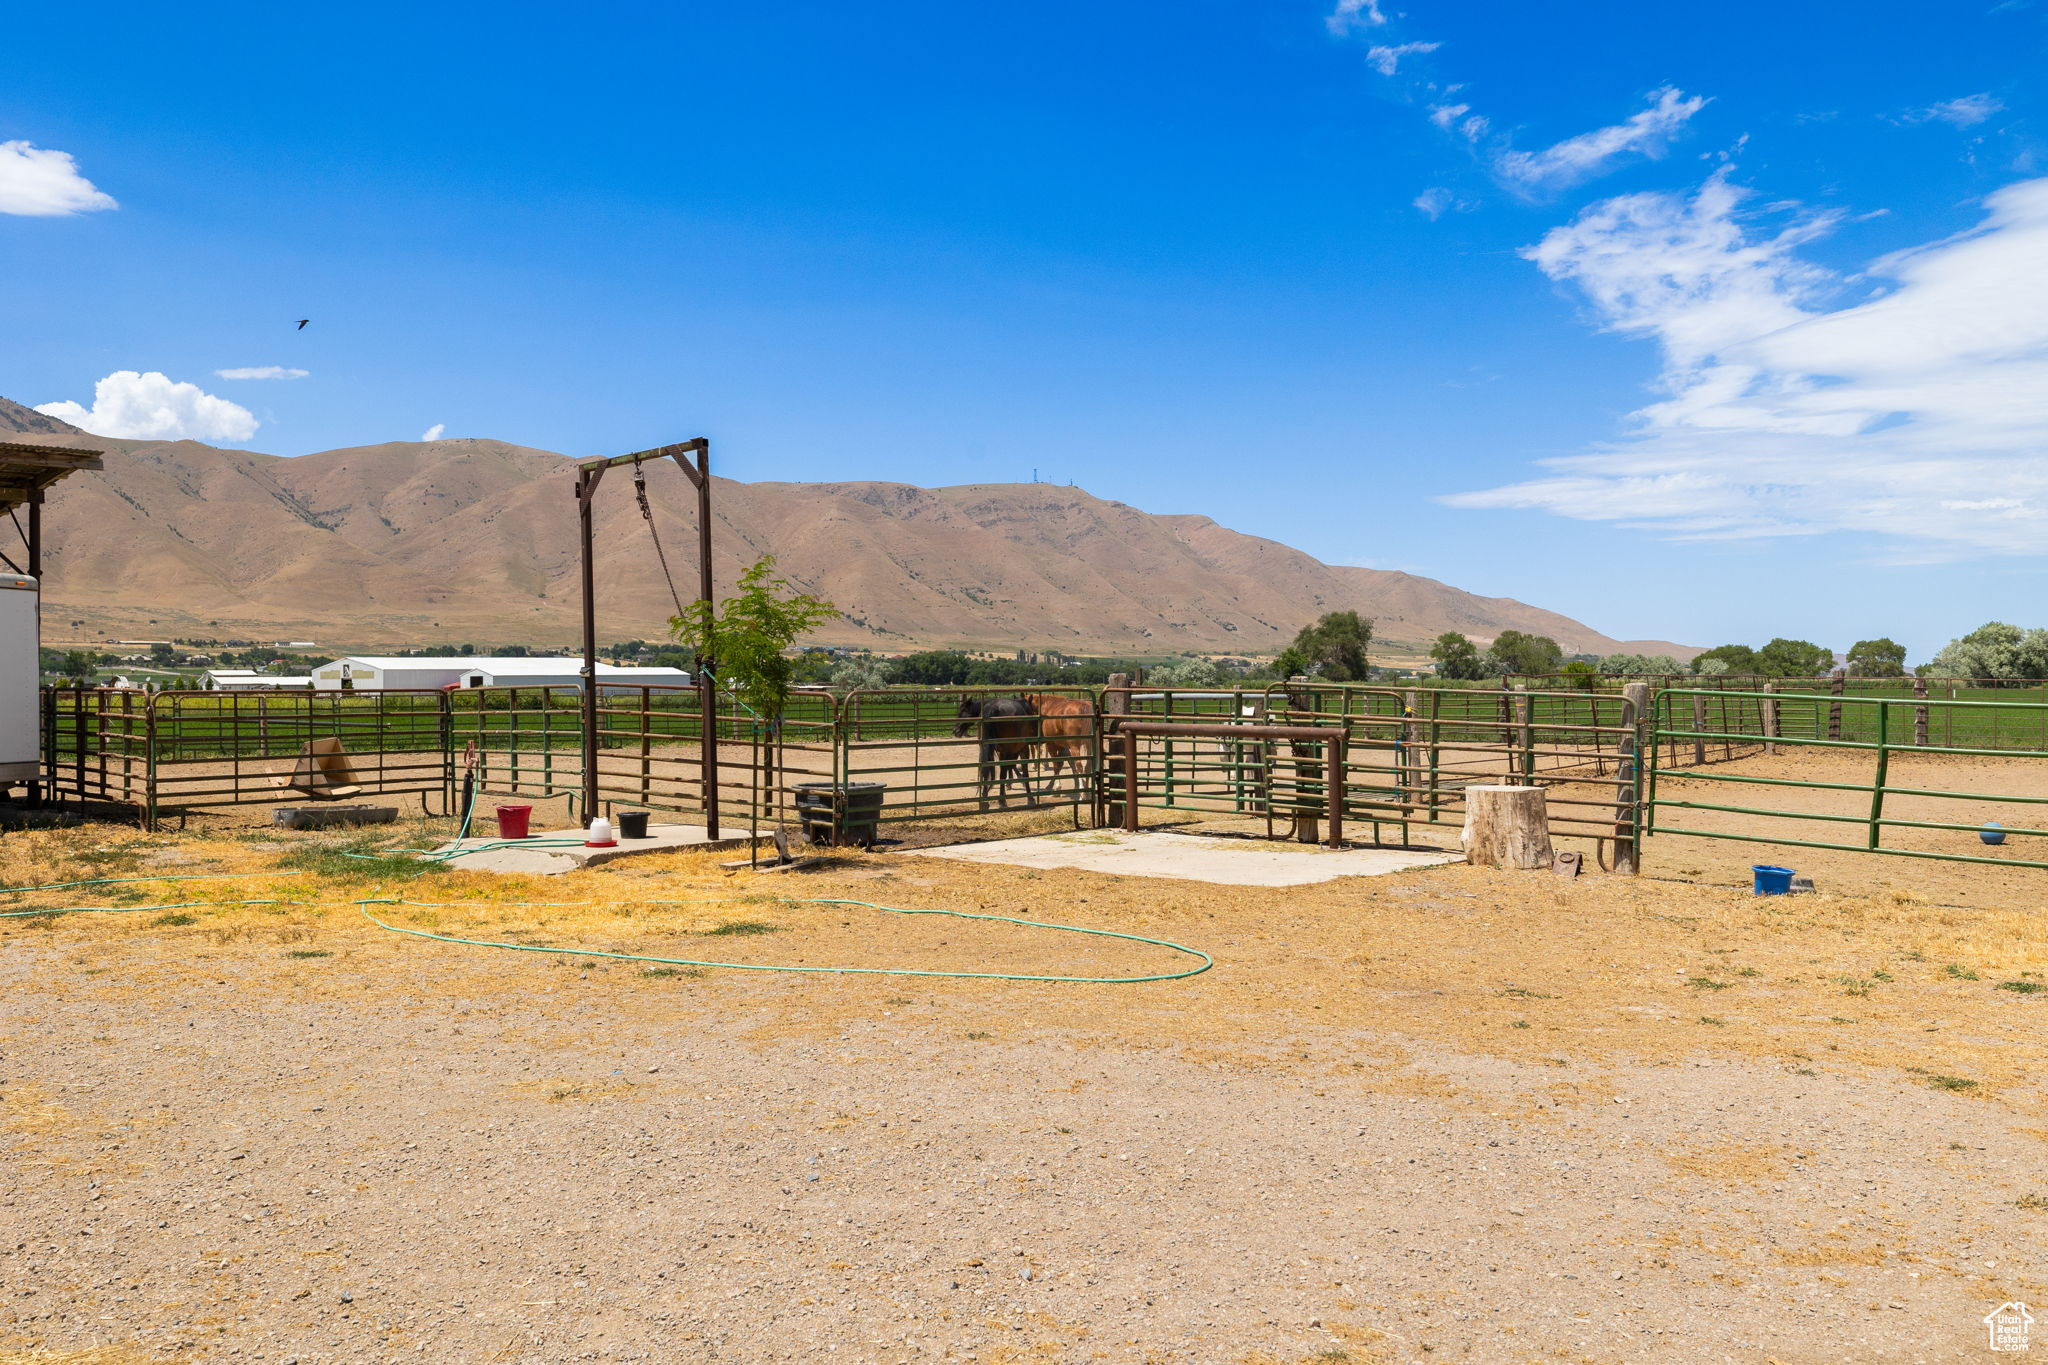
[1661,1140,1794,1183]
[3,799,2047,1111]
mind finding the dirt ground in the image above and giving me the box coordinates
[1,757,2044,1365]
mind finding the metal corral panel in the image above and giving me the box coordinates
[0,574,39,782]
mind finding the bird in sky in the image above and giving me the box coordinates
[295,319,309,329]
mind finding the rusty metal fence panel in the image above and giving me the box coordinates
[1251,683,1645,851]
[40,687,455,828]
[838,686,1098,825]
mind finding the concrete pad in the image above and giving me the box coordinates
[911,829,1462,887]
[431,822,754,875]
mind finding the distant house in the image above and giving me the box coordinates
[309,656,691,693]
[201,669,310,692]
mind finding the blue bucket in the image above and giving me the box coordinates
[1752,864,1796,896]
[1981,822,2006,845]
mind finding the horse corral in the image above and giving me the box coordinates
[37,678,2048,885]
[8,675,2048,1363]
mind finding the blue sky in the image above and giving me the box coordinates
[4,1,2045,658]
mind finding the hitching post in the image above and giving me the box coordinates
[574,439,715,833]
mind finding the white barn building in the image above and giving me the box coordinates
[309,656,691,693]
[202,669,313,691]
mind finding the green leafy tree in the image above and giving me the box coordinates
[829,653,892,691]
[888,651,976,686]
[1925,622,2048,684]
[1151,657,1222,687]
[1274,612,1372,682]
[1691,644,1759,675]
[668,556,836,722]
[1560,659,1600,691]
[1430,632,1489,681]
[1485,629,1563,677]
[59,650,98,683]
[1756,637,1834,678]
[1845,638,1908,677]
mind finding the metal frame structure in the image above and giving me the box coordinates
[573,439,717,834]
[0,440,103,578]
[1111,719,1349,847]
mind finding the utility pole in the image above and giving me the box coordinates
[575,439,718,835]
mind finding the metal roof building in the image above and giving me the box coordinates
[308,656,691,692]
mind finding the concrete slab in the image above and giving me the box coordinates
[911,829,1462,887]
[431,822,754,875]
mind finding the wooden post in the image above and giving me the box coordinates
[1496,680,1513,749]
[1913,676,1929,747]
[1121,730,1139,833]
[1513,682,1534,781]
[1292,743,1321,844]
[1102,674,1130,827]
[1827,672,1845,742]
[1762,679,1778,757]
[1463,784,1554,869]
[1611,682,1649,876]
[1401,688,1420,818]
[1691,692,1708,767]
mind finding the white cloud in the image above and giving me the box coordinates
[1494,87,1709,194]
[1413,187,1453,219]
[1428,103,1469,130]
[1366,41,1438,76]
[1325,0,1385,34]
[0,140,118,216]
[36,371,258,444]
[215,366,308,381]
[1446,174,2048,558]
[1902,93,2004,128]
[421,423,445,441]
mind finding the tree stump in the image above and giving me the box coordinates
[1463,784,1554,869]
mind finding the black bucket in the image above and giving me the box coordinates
[617,809,652,839]
[791,782,886,848]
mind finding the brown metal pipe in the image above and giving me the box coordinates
[576,464,604,826]
[1122,731,1138,833]
[1111,721,1348,743]
[694,444,719,838]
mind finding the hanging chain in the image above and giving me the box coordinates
[633,457,690,619]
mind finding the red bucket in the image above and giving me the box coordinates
[495,804,533,840]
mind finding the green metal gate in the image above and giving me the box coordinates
[1644,687,2048,870]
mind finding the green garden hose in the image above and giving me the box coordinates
[0,876,1212,983]
[355,895,1212,983]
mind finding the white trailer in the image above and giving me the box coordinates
[1,574,39,786]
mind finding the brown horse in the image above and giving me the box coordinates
[953,696,1040,809]
[1024,693,1094,793]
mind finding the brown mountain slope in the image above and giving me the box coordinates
[25,424,1692,658]
[0,396,90,438]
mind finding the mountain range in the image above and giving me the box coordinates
[3,397,1691,661]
